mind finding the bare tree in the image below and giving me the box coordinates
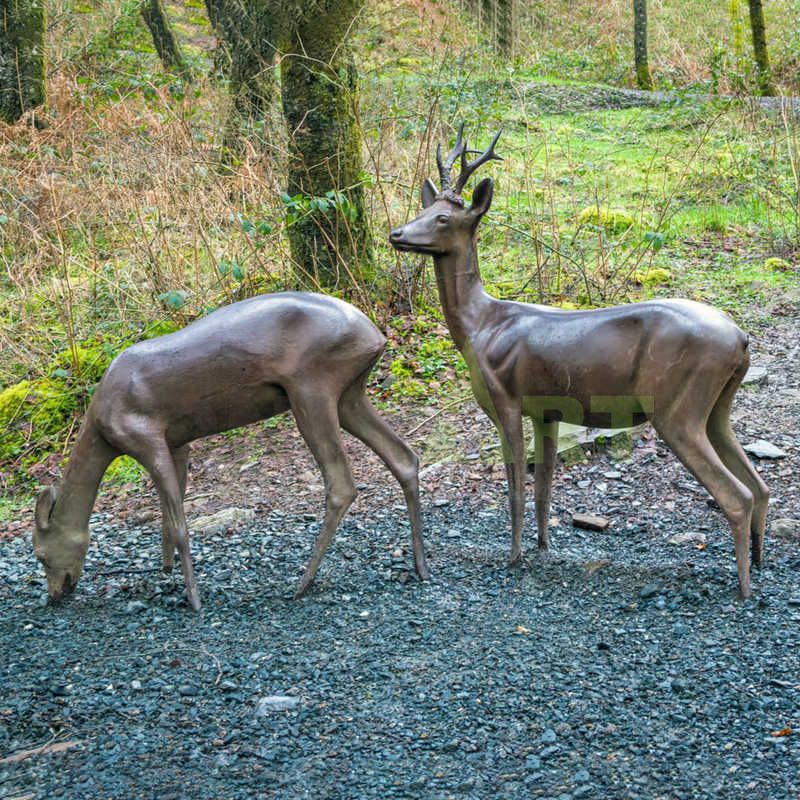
[0,0,46,124]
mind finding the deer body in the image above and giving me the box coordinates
[390,127,768,598]
[34,292,429,610]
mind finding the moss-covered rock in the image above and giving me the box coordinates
[763,257,794,272]
[577,205,635,234]
[0,378,76,463]
[51,343,114,384]
[634,267,672,287]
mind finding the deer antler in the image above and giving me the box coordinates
[436,123,466,193]
[454,129,503,194]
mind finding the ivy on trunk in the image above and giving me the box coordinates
[0,0,46,124]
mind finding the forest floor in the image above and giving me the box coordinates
[1,313,798,799]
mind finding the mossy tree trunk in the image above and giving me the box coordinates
[633,0,654,91]
[280,0,372,289]
[207,0,279,158]
[747,0,775,96]
[495,0,516,57]
[141,0,191,80]
[0,0,45,124]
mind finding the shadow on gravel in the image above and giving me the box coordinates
[2,503,799,800]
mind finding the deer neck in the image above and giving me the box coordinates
[51,418,116,533]
[432,240,491,352]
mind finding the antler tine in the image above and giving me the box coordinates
[437,123,466,192]
[454,129,503,194]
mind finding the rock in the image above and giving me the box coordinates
[540,728,557,743]
[178,685,199,697]
[743,440,786,459]
[742,366,768,387]
[577,480,591,489]
[131,680,142,691]
[125,600,148,614]
[254,695,300,715]
[573,769,591,783]
[572,513,610,531]
[668,531,707,546]
[192,507,255,535]
[219,680,239,692]
[771,519,800,540]
[603,470,622,479]
[525,754,542,769]
[639,583,660,599]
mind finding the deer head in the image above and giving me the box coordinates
[32,485,89,602]
[390,124,502,255]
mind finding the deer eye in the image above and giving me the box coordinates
[436,214,449,224]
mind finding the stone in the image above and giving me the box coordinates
[540,728,557,743]
[771,519,800,540]
[125,600,148,614]
[178,685,199,697]
[743,440,786,459]
[639,583,660,599]
[192,507,256,535]
[742,366,768,387]
[254,695,300,715]
[573,769,591,783]
[572,513,610,532]
[668,531,706,546]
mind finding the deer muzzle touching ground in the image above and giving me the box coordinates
[32,292,429,611]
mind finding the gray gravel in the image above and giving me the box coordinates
[2,492,799,799]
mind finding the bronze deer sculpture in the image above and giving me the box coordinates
[389,125,768,599]
[33,293,429,611]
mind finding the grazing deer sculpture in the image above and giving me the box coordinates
[33,293,429,611]
[389,125,768,598]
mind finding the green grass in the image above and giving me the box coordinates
[1,0,799,493]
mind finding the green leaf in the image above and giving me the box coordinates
[158,290,188,310]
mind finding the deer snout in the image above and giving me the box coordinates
[389,226,405,243]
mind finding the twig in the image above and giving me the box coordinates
[406,394,472,436]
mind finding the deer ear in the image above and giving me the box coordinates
[468,177,494,219]
[35,486,58,532]
[421,179,437,209]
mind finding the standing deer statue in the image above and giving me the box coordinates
[33,293,429,611]
[389,125,769,599]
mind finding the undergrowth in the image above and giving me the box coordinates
[1,0,799,493]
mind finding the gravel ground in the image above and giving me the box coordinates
[2,320,799,800]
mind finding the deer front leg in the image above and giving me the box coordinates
[486,390,526,565]
[143,444,201,611]
[289,389,357,599]
[532,419,558,551]
[161,444,190,574]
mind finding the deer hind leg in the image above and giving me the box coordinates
[706,374,770,568]
[289,388,357,599]
[532,419,559,551]
[654,420,754,599]
[485,391,526,565]
[161,444,191,574]
[338,382,429,582]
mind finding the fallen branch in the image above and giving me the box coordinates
[0,739,83,764]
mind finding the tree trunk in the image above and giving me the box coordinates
[633,0,654,91]
[0,0,46,124]
[747,0,775,96]
[495,0,516,57]
[208,0,278,158]
[141,0,191,80]
[280,1,372,289]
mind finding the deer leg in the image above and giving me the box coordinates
[289,389,357,599]
[487,392,526,565]
[706,377,769,568]
[655,423,754,599]
[338,388,429,582]
[161,444,190,574]
[532,419,558,551]
[136,440,201,611]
